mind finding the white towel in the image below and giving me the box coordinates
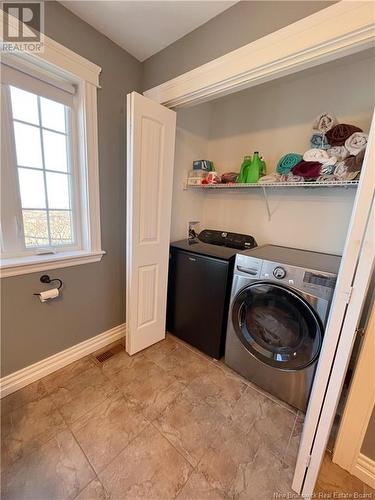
[285,173,304,183]
[313,112,338,134]
[322,156,337,167]
[317,175,337,182]
[258,174,281,184]
[303,148,329,163]
[345,132,368,156]
[327,146,349,162]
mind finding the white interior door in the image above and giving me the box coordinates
[293,111,375,498]
[126,91,176,355]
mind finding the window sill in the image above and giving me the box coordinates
[0,250,106,278]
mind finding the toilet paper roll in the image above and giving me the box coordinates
[39,288,59,303]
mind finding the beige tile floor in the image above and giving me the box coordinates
[1,334,372,500]
[316,452,375,499]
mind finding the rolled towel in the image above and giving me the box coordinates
[221,172,239,183]
[345,149,365,173]
[280,174,304,182]
[334,161,347,179]
[286,174,304,182]
[322,156,337,167]
[258,174,282,184]
[310,133,330,150]
[334,162,360,181]
[327,145,350,162]
[320,164,336,175]
[326,124,362,146]
[345,171,360,181]
[313,112,338,134]
[344,132,368,156]
[292,161,322,179]
[317,174,337,182]
[303,148,329,163]
[276,153,303,175]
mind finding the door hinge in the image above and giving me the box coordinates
[344,286,354,304]
[355,327,365,337]
[306,454,312,468]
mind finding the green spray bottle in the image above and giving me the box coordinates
[246,152,262,183]
[237,155,252,183]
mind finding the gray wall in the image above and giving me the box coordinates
[1,0,338,376]
[142,0,336,90]
[1,1,142,376]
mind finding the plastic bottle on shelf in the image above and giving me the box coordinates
[260,156,267,177]
[246,152,262,183]
[237,155,252,183]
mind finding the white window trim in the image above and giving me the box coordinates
[0,11,104,278]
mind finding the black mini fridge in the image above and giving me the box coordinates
[166,231,257,359]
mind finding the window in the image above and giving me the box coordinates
[4,85,78,251]
[0,53,103,277]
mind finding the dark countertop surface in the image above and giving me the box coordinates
[170,239,241,261]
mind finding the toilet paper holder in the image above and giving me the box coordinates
[34,274,63,297]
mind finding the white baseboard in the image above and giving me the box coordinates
[0,323,126,398]
[354,453,375,489]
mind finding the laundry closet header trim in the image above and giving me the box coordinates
[143,2,375,109]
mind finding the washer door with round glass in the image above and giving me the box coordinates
[232,282,323,370]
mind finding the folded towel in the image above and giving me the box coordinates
[276,153,303,175]
[344,132,368,156]
[327,146,349,162]
[280,173,304,182]
[320,164,336,175]
[345,149,365,173]
[323,156,337,167]
[326,124,362,146]
[292,161,322,179]
[303,148,329,163]
[334,161,347,179]
[221,172,239,183]
[345,171,360,181]
[285,174,304,182]
[258,174,281,184]
[313,112,338,134]
[310,133,330,150]
[317,174,337,182]
[334,162,359,181]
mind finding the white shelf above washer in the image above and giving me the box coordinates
[187,180,359,189]
[186,179,359,222]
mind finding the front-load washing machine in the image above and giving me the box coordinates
[225,245,341,412]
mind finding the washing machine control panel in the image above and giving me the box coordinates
[260,260,336,299]
[273,266,286,279]
[233,255,337,302]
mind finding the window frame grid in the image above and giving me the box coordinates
[5,85,83,255]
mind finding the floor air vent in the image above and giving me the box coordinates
[94,343,124,363]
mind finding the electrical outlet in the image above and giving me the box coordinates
[188,221,200,240]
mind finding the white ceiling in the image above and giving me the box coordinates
[60,1,237,61]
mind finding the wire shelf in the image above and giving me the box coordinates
[187,180,359,189]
